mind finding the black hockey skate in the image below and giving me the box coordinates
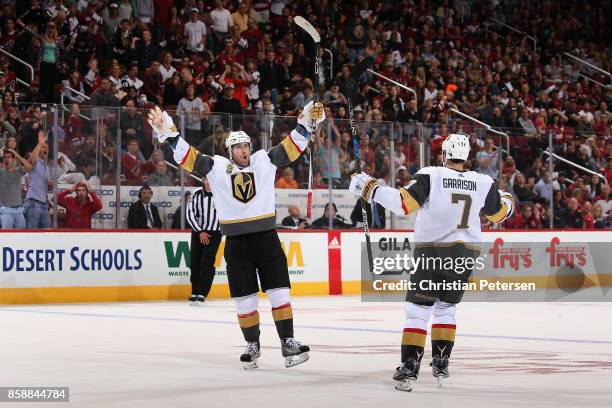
[188,294,198,305]
[281,338,310,368]
[431,356,449,387]
[393,358,420,392]
[240,341,260,370]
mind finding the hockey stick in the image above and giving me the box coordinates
[347,56,375,273]
[294,16,320,219]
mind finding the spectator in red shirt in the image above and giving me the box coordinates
[523,204,543,229]
[582,201,595,228]
[312,171,327,189]
[604,158,612,185]
[121,138,146,184]
[241,20,263,59]
[57,182,103,229]
[219,62,248,108]
[505,207,526,229]
[215,40,242,71]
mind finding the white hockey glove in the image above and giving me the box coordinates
[499,189,515,220]
[297,101,326,134]
[147,106,179,143]
[349,172,379,203]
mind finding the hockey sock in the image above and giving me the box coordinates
[431,301,457,358]
[402,302,432,363]
[271,303,294,340]
[401,328,427,363]
[266,288,293,341]
[234,293,260,342]
[431,324,456,358]
[237,310,260,343]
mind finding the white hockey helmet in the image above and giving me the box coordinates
[442,133,470,162]
[225,131,251,151]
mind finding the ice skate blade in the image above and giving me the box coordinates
[189,301,199,306]
[242,358,259,370]
[284,352,309,368]
[394,379,413,392]
[437,376,443,388]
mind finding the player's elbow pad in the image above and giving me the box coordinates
[371,186,406,215]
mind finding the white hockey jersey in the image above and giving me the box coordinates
[172,129,308,236]
[205,151,278,235]
[373,166,508,243]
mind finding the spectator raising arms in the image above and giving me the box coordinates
[57,182,103,229]
[24,131,52,229]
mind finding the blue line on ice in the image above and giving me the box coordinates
[2,308,611,345]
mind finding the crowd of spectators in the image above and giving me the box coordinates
[0,0,609,229]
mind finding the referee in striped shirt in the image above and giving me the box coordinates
[186,178,221,305]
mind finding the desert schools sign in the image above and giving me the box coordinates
[0,232,329,304]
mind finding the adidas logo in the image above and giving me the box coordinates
[328,236,341,249]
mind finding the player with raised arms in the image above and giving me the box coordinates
[147,102,325,369]
[349,134,514,391]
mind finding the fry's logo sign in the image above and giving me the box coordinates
[488,238,532,270]
[164,241,304,268]
[545,237,586,268]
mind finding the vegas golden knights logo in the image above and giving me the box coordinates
[231,172,256,203]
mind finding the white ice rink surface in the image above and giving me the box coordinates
[2,297,612,408]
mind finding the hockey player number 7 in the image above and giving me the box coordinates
[451,193,472,229]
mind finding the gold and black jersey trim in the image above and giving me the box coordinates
[219,213,277,236]
[485,201,509,223]
[280,136,303,162]
[180,146,214,177]
[219,212,276,224]
[399,188,420,214]
[483,182,505,222]
[267,135,305,167]
[399,173,430,214]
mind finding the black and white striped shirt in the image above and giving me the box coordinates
[186,188,220,232]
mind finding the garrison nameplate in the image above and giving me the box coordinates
[232,172,256,203]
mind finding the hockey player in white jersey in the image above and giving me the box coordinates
[148,102,325,369]
[349,133,514,391]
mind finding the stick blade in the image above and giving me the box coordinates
[294,16,320,43]
[350,56,375,80]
